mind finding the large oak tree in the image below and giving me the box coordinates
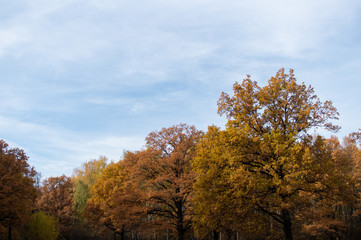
[37,175,74,239]
[134,124,203,240]
[193,69,350,240]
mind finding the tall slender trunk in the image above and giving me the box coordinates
[281,209,293,240]
[120,225,126,240]
[8,224,12,240]
[120,231,126,240]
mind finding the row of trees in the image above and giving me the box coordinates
[1,68,361,239]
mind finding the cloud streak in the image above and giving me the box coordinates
[0,115,144,178]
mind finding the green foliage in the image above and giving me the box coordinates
[72,156,108,219]
[23,211,59,240]
[72,180,90,218]
[72,156,108,188]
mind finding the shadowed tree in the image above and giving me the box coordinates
[37,175,74,239]
[23,211,59,240]
[0,140,37,240]
[133,124,203,240]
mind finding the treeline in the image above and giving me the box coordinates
[2,68,361,240]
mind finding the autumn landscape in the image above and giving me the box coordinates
[2,69,361,240]
[2,1,361,240]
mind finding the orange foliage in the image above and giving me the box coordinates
[37,175,74,239]
[133,124,203,240]
[0,140,37,239]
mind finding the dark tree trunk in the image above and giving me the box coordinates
[281,209,293,240]
[120,225,126,240]
[176,200,185,240]
[177,216,185,240]
[177,228,184,240]
[120,231,126,240]
[213,231,220,240]
[8,224,12,240]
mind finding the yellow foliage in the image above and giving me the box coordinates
[193,69,350,240]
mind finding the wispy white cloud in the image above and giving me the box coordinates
[0,29,24,56]
[0,115,144,178]
[3,0,349,69]
[0,0,360,178]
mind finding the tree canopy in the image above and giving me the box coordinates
[2,68,361,240]
[72,156,108,219]
[193,68,356,240]
[0,140,37,240]
[37,175,74,239]
[136,124,203,240]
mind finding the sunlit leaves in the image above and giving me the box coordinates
[194,69,348,240]
[72,156,108,218]
[218,68,340,135]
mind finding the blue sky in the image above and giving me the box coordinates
[1,0,361,179]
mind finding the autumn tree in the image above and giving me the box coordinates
[73,156,108,188]
[0,140,37,240]
[85,154,145,240]
[193,69,347,240]
[72,180,90,219]
[133,124,203,240]
[72,156,108,218]
[333,132,361,239]
[37,175,74,239]
[193,126,273,239]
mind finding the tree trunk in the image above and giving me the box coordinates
[281,209,293,240]
[176,200,185,240]
[213,231,220,240]
[120,231,126,240]
[8,224,12,240]
[176,218,184,240]
[178,228,184,240]
[120,225,126,240]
